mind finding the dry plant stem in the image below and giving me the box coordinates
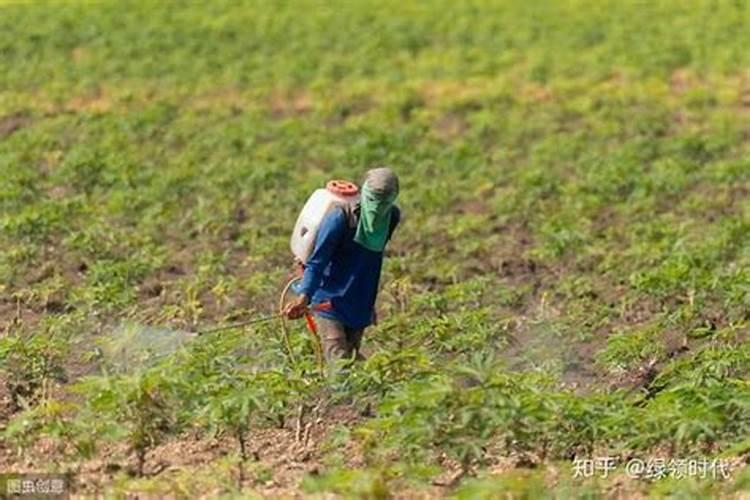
[295,404,306,444]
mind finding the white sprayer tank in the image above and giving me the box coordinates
[290,180,360,264]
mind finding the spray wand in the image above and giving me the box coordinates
[191,277,330,372]
[196,301,332,336]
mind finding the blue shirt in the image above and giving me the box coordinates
[298,205,401,330]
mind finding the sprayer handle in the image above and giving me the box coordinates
[310,301,332,312]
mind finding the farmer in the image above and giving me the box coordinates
[283,167,401,365]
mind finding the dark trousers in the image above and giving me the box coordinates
[314,315,364,363]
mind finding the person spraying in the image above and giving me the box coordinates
[284,167,401,364]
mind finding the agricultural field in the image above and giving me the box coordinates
[0,0,749,497]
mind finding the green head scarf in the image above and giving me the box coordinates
[353,167,399,252]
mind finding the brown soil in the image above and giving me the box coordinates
[433,112,468,141]
[268,90,313,119]
[2,403,375,497]
[0,113,32,139]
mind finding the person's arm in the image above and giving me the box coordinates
[285,209,346,318]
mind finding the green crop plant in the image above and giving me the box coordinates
[596,322,665,373]
[200,371,262,486]
[0,330,68,411]
[3,397,94,463]
[453,469,553,500]
[627,379,750,455]
[302,468,391,499]
[152,326,327,487]
[344,348,434,402]
[73,367,182,477]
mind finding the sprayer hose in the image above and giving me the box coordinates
[278,277,325,372]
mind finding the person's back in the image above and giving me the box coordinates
[284,167,401,363]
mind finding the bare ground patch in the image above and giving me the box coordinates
[432,112,468,141]
[3,403,367,497]
[268,89,313,119]
[0,112,32,139]
[65,87,113,114]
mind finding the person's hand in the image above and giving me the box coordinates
[284,294,309,319]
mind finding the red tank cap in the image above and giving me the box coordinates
[326,179,359,196]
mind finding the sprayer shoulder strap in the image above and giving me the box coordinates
[338,202,359,230]
[335,203,360,254]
